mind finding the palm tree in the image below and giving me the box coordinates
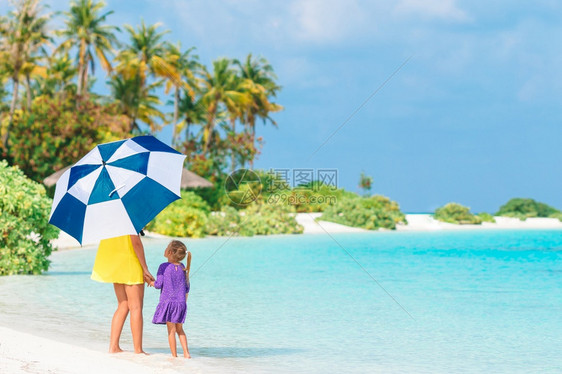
[108,73,165,133]
[116,20,179,89]
[163,42,199,145]
[35,52,77,99]
[176,88,206,146]
[20,52,48,108]
[113,20,180,134]
[200,58,249,159]
[58,0,118,96]
[234,54,283,168]
[0,0,50,148]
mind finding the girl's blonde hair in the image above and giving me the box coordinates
[167,240,187,262]
[185,251,192,280]
[167,240,191,278]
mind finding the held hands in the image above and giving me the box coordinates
[143,269,155,287]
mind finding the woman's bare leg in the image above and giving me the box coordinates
[166,322,178,357]
[125,284,146,354]
[110,283,129,353]
[176,323,190,358]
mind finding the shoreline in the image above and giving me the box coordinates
[51,213,562,250]
[396,214,562,232]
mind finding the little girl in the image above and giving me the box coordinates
[151,240,191,358]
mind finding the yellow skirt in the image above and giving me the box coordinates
[91,235,144,285]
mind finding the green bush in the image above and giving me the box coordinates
[0,160,59,275]
[549,212,562,222]
[190,185,223,211]
[495,198,560,220]
[207,203,304,236]
[263,180,356,213]
[285,184,355,213]
[206,206,242,236]
[320,195,406,230]
[434,203,481,224]
[241,203,304,236]
[477,212,496,223]
[146,191,210,238]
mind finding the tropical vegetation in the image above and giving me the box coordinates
[0,160,59,275]
[0,0,287,273]
[359,172,373,196]
[0,0,282,185]
[495,198,561,221]
[320,195,406,230]
[434,203,482,225]
[477,212,495,223]
[147,191,303,237]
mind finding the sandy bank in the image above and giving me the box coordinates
[0,325,206,374]
[396,214,562,231]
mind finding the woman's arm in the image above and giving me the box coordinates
[130,234,155,284]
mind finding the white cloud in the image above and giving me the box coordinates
[394,0,469,22]
[288,0,370,43]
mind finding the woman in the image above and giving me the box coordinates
[91,234,154,354]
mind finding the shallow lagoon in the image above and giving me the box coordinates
[1,230,561,373]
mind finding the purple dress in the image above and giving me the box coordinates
[152,262,190,324]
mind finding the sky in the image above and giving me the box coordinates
[3,0,562,212]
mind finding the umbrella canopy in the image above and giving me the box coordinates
[45,166,212,189]
[49,135,186,244]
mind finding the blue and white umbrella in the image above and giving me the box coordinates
[49,135,186,245]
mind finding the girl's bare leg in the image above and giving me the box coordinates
[166,322,178,357]
[125,284,147,354]
[110,284,129,353]
[176,323,190,358]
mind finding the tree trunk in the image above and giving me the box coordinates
[172,86,180,145]
[202,112,215,154]
[25,74,32,109]
[231,118,238,173]
[81,63,89,97]
[185,121,190,142]
[249,120,256,169]
[4,78,20,149]
[77,40,86,96]
[129,116,136,133]
[77,64,83,97]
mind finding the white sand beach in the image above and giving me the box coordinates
[0,325,210,374]
[396,214,562,231]
[0,326,152,374]
[295,213,562,234]
[295,213,369,234]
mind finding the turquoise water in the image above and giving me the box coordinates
[1,230,562,373]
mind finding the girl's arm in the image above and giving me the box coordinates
[154,263,167,289]
[130,234,155,285]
